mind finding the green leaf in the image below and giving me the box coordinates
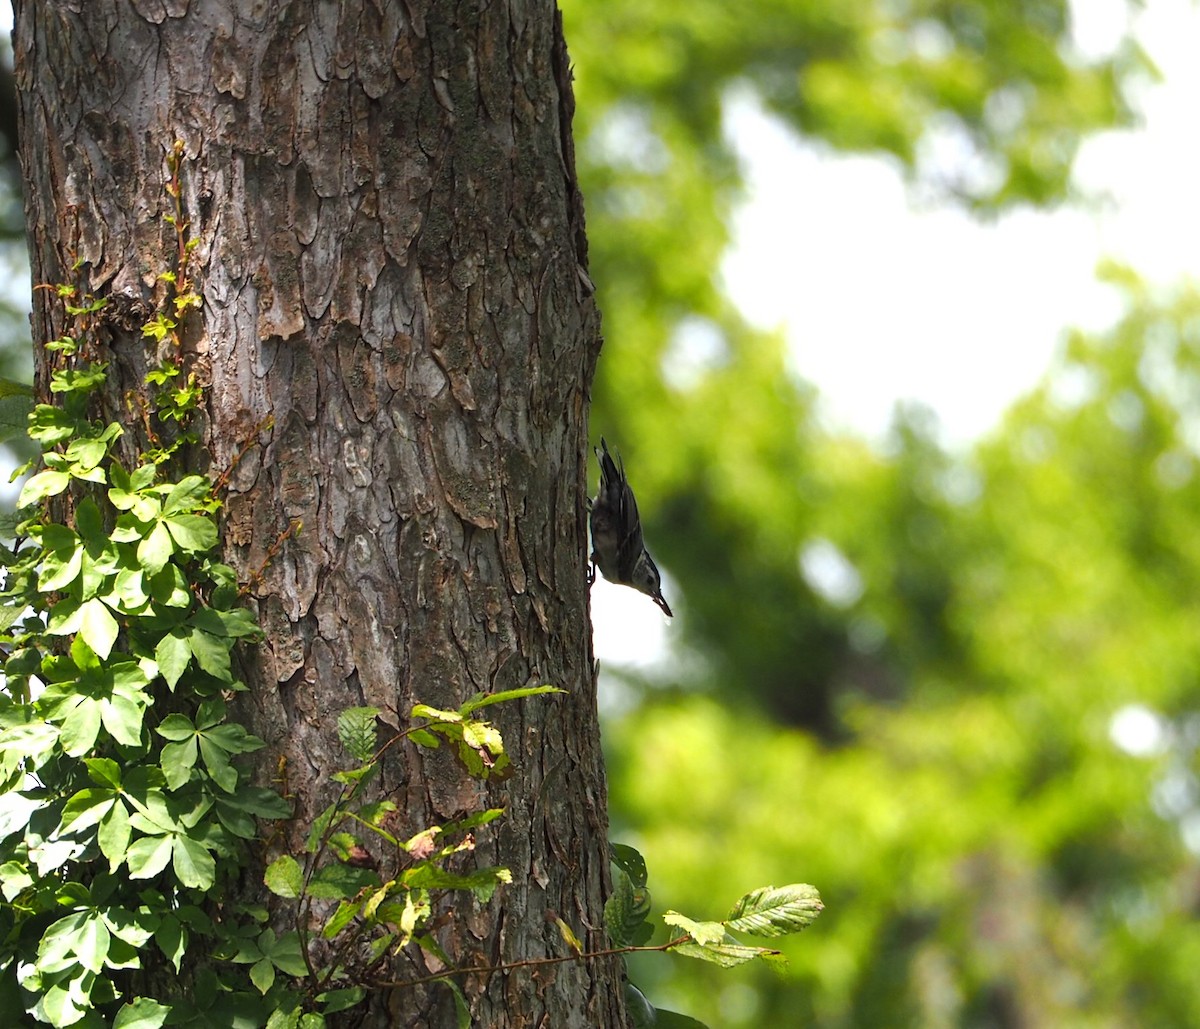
[408,728,440,748]
[160,738,198,791]
[45,595,82,635]
[164,513,217,553]
[198,735,237,792]
[439,977,471,1029]
[98,802,132,871]
[113,998,172,1029]
[162,475,212,514]
[726,884,824,938]
[0,392,32,444]
[79,596,119,659]
[611,842,649,888]
[75,496,106,545]
[60,696,103,756]
[37,910,88,973]
[321,899,360,939]
[458,684,565,714]
[60,788,117,835]
[670,940,780,968]
[76,911,112,973]
[662,912,725,946]
[191,605,260,638]
[187,628,231,681]
[0,374,33,397]
[148,563,191,607]
[137,521,174,575]
[18,468,70,506]
[85,757,123,788]
[38,523,83,592]
[410,704,462,724]
[155,712,197,742]
[127,835,174,879]
[154,915,187,974]
[203,722,265,754]
[308,862,379,900]
[337,706,380,762]
[263,929,308,976]
[317,988,366,1015]
[155,631,191,688]
[111,566,149,611]
[101,690,145,747]
[265,855,304,899]
[172,834,216,890]
[250,957,275,994]
[604,867,653,948]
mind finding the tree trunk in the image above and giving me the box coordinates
[13,1,623,1025]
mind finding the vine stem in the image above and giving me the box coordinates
[367,935,702,991]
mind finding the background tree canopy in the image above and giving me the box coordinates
[556,0,1196,1025]
[2,0,1196,1024]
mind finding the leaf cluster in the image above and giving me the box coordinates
[604,842,822,1029]
[262,687,562,1024]
[0,258,287,1025]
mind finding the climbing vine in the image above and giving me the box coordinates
[0,143,823,1029]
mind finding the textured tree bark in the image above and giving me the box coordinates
[13,2,623,1025]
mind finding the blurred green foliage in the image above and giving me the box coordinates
[560,0,1200,1025]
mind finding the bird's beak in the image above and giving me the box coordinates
[653,592,673,618]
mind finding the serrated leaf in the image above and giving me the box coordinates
[663,912,725,946]
[337,706,380,762]
[410,704,462,723]
[671,940,774,968]
[457,684,565,715]
[726,884,824,938]
[604,868,653,947]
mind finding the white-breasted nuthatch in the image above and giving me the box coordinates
[588,438,672,617]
